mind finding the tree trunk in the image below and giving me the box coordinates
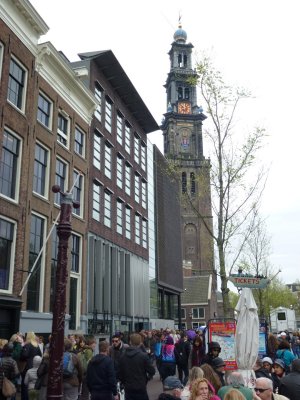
[218,242,231,318]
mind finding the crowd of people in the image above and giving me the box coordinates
[0,328,299,400]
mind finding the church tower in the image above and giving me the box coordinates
[161,22,215,278]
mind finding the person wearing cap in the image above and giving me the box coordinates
[271,359,286,393]
[253,377,289,400]
[201,342,221,366]
[217,371,253,400]
[278,358,300,400]
[262,357,273,373]
[211,357,226,386]
[158,375,183,399]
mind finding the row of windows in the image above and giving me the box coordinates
[0,214,81,328]
[94,84,146,171]
[181,307,205,319]
[92,181,148,248]
[4,55,87,157]
[93,131,147,208]
[0,128,84,217]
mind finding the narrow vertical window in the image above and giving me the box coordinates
[37,92,52,129]
[116,113,123,145]
[0,217,16,291]
[141,180,147,209]
[71,234,81,273]
[182,172,187,193]
[74,126,85,157]
[116,154,123,189]
[95,85,102,121]
[134,174,140,204]
[104,191,112,228]
[57,112,69,148]
[190,172,196,194]
[104,143,112,179]
[135,214,141,245]
[73,171,83,217]
[0,129,21,201]
[55,158,68,205]
[116,200,123,235]
[105,97,113,133]
[142,219,148,249]
[125,123,131,154]
[92,181,101,221]
[7,57,27,111]
[125,164,131,196]
[134,135,140,164]
[33,143,49,198]
[93,131,102,170]
[141,143,146,171]
[125,207,131,239]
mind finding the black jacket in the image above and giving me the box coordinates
[86,354,117,396]
[119,347,155,392]
[175,339,190,367]
[279,371,300,400]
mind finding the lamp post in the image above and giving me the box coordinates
[47,185,79,400]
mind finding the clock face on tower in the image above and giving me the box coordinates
[178,101,191,114]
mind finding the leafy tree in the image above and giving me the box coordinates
[184,56,267,317]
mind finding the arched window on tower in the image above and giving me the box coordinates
[184,55,187,67]
[182,172,187,193]
[178,87,183,100]
[178,53,183,67]
[190,172,196,194]
[184,88,190,100]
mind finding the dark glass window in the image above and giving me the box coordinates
[55,159,67,205]
[0,130,20,199]
[74,127,84,156]
[8,59,25,109]
[71,234,80,273]
[27,214,44,311]
[190,172,196,194]
[0,218,14,290]
[37,93,51,127]
[69,277,77,330]
[33,144,47,196]
[73,171,82,216]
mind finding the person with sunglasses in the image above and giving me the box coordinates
[108,335,128,381]
[253,377,289,400]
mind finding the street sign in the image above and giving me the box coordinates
[228,275,270,289]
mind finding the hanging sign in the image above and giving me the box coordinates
[228,275,270,289]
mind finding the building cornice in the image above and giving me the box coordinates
[0,0,49,55]
[36,42,97,124]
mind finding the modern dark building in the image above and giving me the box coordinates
[161,22,218,327]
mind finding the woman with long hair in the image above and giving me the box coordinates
[190,336,205,367]
[190,377,221,400]
[201,363,222,393]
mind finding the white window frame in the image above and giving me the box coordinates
[93,130,102,170]
[125,123,131,154]
[70,231,82,330]
[72,170,84,218]
[0,215,17,294]
[141,142,146,171]
[104,142,112,179]
[74,125,85,158]
[104,190,112,228]
[142,219,148,249]
[135,214,141,245]
[94,85,102,121]
[116,199,123,235]
[0,128,22,203]
[125,206,131,239]
[54,157,68,206]
[0,42,4,80]
[116,154,123,189]
[192,307,205,319]
[105,97,113,133]
[37,91,53,130]
[33,141,50,199]
[92,181,101,221]
[7,55,28,112]
[181,322,187,330]
[116,112,123,145]
[57,111,70,149]
[134,134,140,164]
[134,173,140,204]
[141,180,147,209]
[125,163,131,196]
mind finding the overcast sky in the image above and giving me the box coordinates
[30,0,300,284]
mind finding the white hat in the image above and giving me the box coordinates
[262,357,273,365]
[280,331,287,336]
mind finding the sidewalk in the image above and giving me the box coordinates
[147,369,163,400]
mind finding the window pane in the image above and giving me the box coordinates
[104,144,111,179]
[104,191,111,228]
[8,59,25,109]
[117,156,123,189]
[74,126,84,156]
[92,182,101,221]
[55,159,67,205]
[116,201,123,235]
[93,132,101,170]
[69,277,77,330]
[105,98,112,133]
[33,144,47,196]
[94,86,102,121]
[125,207,131,239]
[73,171,83,216]
[125,124,131,154]
[37,93,51,127]
[0,130,20,200]
[0,218,14,290]
[116,113,123,145]
[57,113,69,147]
[71,234,80,273]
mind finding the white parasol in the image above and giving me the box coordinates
[235,287,259,385]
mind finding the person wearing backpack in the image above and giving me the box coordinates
[175,332,191,385]
[63,338,83,400]
[275,340,295,373]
